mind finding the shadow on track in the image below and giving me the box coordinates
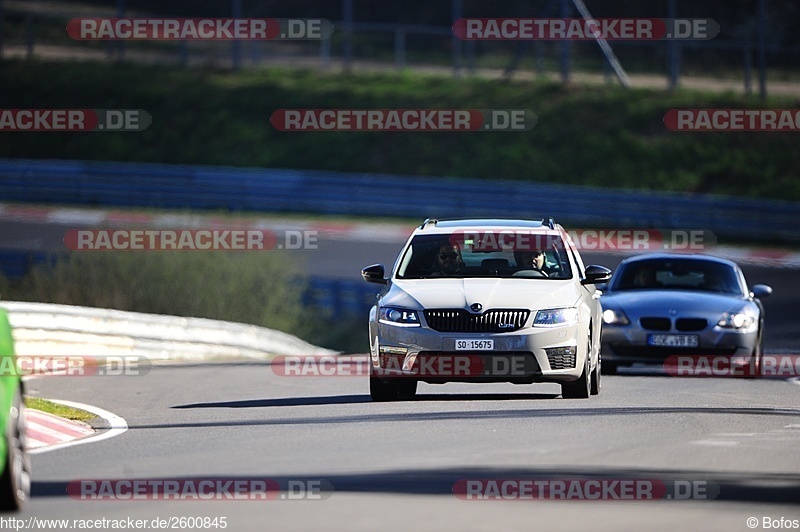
[172,392,559,409]
[140,404,800,430]
[31,467,800,505]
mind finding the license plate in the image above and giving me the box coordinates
[455,339,494,351]
[647,334,699,347]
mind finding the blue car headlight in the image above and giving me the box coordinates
[717,311,755,330]
[602,308,630,325]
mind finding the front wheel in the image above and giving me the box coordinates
[397,379,418,400]
[0,389,31,512]
[746,332,763,379]
[562,353,590,399]
[601,362,618,376]
[590,342,601,396]
[370,377,399,402]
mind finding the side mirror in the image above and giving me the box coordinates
[581,265,612,285]
[751,284,773,299]
[362,264,388,285]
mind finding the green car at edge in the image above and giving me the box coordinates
[0,307,30,511]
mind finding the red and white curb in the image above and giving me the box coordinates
[27,409,94,450]
[27,399,128,455]
[1,202,800,268]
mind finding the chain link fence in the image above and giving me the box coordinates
[2,0,799,97]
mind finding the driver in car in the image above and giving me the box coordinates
[433,243,464,276]
[516,249,551,277]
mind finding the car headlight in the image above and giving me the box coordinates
[534,308,579,327]
[378,307,420,327]
[717,311,755,330]
[602,308,630,325]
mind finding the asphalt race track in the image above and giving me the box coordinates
[7,220,800,531]
[23,360,800,531]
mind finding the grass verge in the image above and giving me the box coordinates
[1,60,799,201]
[25,397,96,423]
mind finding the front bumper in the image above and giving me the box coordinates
[601,324,758,367]
[369,319,587,384]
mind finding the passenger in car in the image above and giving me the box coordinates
[704,268,733,293]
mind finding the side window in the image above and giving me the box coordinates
[396,243,415,277]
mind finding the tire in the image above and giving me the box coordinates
[590,337,601,396]
[601,362,618,376]
[370,377,399,402]
[746,332,763,379]
[0,389,30,512]
[397,379,418,400]
[562,350,591,399]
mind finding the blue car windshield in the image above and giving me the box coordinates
[610,259,744,296]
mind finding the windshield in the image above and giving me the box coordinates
[396,232,573,280]
[609,258,745,296]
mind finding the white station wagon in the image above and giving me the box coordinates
[362,218,611,401]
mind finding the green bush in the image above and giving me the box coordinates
[0,251,369,353]
[1,60,798,201]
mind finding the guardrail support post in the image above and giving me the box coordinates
[667,0,679,90]
[451,0,462,77]
[394,28,406,70]
[743,45,752,94]
[559,0,570,83]
[343,0,353,72]
[757,0,767,101]
[0,0,4,59]
[231,0,243,70]
[25,11,33,59]
[320,35,331,68]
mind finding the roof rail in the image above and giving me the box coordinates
[542,217,556,230]
[420,218,439,229]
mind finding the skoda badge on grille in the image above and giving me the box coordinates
[470,303,483,312]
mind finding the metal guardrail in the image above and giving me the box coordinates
[2,158,800,242]
[0,301,338,361]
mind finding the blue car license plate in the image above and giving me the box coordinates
[647,334,699,348]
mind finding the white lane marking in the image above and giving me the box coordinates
[29,399,128,455]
